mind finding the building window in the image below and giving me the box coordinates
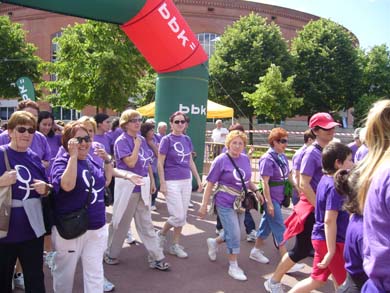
[52,106,80,121]
[0,107,15,121]
[196,33,220,57]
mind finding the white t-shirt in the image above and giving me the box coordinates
[211,127,229,143]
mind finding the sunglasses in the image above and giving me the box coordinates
[16,126,35,134]
[173,120,186,124]
[75,136,91,144]
[129,118,143,123]
[277,139,288,144]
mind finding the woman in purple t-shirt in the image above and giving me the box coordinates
[105,110,170,272]
[290,142,353,292]
[199,130,263,281]
[250,128,294,264]
[157,111,203,259]
[0,111,50,292]
[50,122,113,293]
[355,100,390,292]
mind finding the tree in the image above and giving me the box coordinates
[291,19,362,114]
[0,16,41,98]
[42,20,151,111]
[209,13,294,141]
[362,44,390,97]
[243,64,302,125]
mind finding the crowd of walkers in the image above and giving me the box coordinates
[0,99,389,293]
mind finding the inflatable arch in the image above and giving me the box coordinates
[4,0,209,177]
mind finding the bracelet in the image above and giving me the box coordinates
[104,155,113,164]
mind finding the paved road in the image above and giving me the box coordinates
[39,192,333,293]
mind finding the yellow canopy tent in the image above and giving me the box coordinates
[137,100,234,119]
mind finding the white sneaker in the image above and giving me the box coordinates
[206,238,217,261]
[264,278,284,293]
[246,230,257,242]
[126,231,136,244]
[150,205,157,211]
[168,244,188,258]
[13,272,25,290]
[228,266,247,281]
[287,262,305,273]
[104,277,115,292]
[188,201,194,208]
[157,231,166,249]
[249,248,270,264]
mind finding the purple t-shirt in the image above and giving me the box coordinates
[114,133,152,192]
[46,134,62,159]
[159,133,193,181]
[207,153,251,208]
[50,153,106,230]
[344,214,367,282]
[94,133,112,155]
[312,175,349,243]
[292,145,307,172]
[363,164,390,291]
[0,130,51,162]
[0,146,47,243]
[355,144,368,162]
[258,150,289,204]
[300,143,323,192]
[107,128,123,150]
[348,142,359,163]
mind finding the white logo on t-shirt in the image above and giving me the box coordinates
[139,147,154,168]
[82,169,104,204]
[233,168,249,187]
[15,164,33,201]
[173,142,191,163]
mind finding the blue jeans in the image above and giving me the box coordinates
[216,206,244,255]
[151,172,159,206]
[216,210,255,234]
[257,199,285,245]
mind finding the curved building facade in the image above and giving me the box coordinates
[0,0,322,118]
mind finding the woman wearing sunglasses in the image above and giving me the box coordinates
[0,111,50,292]
[249,128,299,266]
[49,121,113,293]
[105,109,170,271]
[157,111,203,258]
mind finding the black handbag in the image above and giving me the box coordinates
[54,161,93,240]
[226,153,258,211]
[104,186,113,207]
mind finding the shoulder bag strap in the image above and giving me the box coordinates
[268,152,288,180]
[226,153,248,194]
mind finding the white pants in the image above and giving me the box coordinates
[166,179,192,227]
[51,225,108,293]
[107,192,164,261]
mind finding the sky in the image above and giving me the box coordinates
[247,0,390,50]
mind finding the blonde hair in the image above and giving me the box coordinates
[356,99,390,211]
[225,130,247,149]
[78,116,97,134]
[119,109,141,129]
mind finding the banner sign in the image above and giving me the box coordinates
[16,76,36,101]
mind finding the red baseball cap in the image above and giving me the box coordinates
[309,112,340,129]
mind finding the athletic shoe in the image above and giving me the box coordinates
[149,259,170,271]
[13,272,25,290]
[188,201,194,208]
[157,231,166,249]
[287,262,305,273]
[249,248,270,264]
[264,278,284,293]
[150,205,157,211]
[228,266,247,281]
[103,252,119,265]
[45,251,56,270]
[246,230,257,242]
[168,244,188,258]
[125,231,136,244]
[104,277,115,292]
[206,238,217,261]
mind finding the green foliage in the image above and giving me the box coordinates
[362,44,390,97]
[134,68,157,107]
[41,20,151,111]
[0,16,41,98]
[353,94,385,127]
[243,64,303,125]
[209,13,294,120]
[291,19,362,114]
